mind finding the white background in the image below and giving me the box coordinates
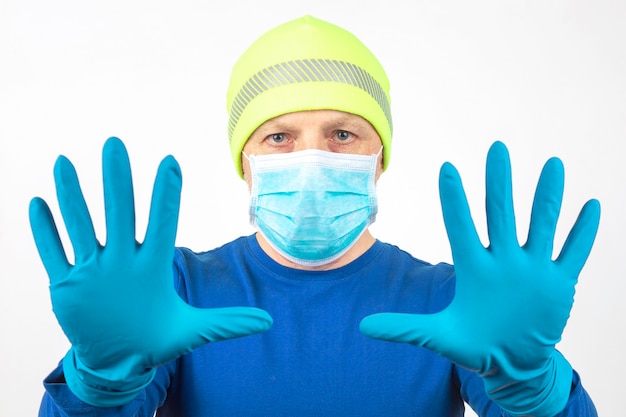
[1,1,624,416]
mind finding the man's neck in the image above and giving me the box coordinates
[254,230,376,271]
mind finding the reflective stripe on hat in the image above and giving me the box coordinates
[227,58,393,143]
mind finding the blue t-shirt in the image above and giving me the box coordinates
[39,235,597,416]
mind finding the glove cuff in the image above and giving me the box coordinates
[483,350,573,417]
[62,349,156,407]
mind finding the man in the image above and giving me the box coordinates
[31,15,600,416]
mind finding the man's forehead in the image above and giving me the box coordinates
[259,110,372,129]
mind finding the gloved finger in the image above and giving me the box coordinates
[102,137,136,250]
[143,155,182,256]
[556,198,601,277]
[29,197,72,281]
[439,162,482,258]
[524,157,564,258]
[485,141,518,249]
[54,155,99,263]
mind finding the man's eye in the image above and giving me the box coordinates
[336,130,352,142]
[268,133,286,144]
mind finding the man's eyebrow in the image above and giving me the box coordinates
[322,116,368,131]
[255,120,293,133]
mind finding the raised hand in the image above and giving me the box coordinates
[30,137,272,406]
[360,141,600,416]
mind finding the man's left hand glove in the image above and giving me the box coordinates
[360,141,600,417]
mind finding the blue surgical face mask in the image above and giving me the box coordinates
[245,148,380,267]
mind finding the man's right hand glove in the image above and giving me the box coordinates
[29,137,273,407]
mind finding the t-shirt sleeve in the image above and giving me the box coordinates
[38,360,175,417]
[457,366,598,417]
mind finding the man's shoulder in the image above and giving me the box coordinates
[376,240,453,272]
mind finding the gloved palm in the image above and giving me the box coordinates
[360,141,600,416]
[29,137,272,406]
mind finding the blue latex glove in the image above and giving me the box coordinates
[30,137,273,407]
[360,141,600,417]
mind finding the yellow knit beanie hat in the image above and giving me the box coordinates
[226,15,392,177]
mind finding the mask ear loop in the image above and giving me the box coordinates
[374,146,384,172]
[372,146,384,166]
[241,151,257,193]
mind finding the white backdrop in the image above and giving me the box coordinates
[1,1,624,416]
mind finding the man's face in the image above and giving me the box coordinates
[241,110,384,188]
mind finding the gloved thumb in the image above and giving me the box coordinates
[193,306,274,343]
[160,306,273,364]
[359,312,445,348]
